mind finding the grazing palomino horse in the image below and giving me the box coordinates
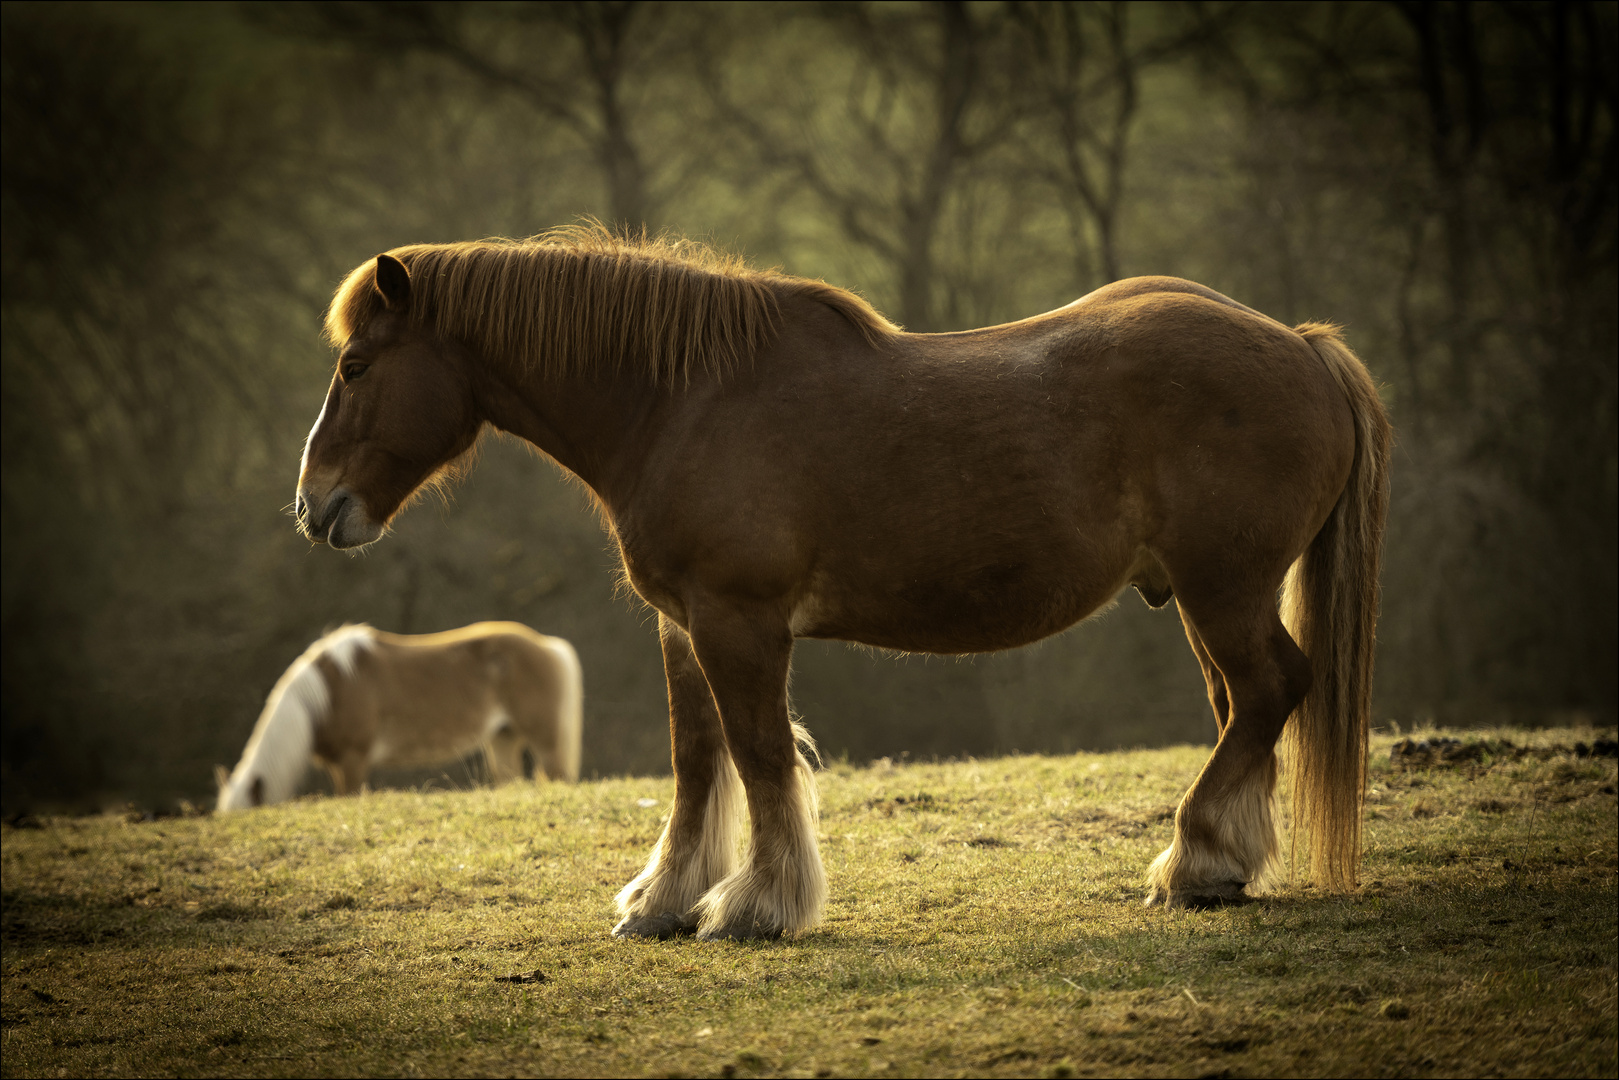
[216,622,582,811]
[294,229,1389,939]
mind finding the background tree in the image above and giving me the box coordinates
[264,0,707,231]
[1007,1,1234,290]
[708,1,1028,331]
[1189,1,1617,718]
[1,0,1612,814]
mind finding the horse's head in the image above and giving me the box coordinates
[295,254,480,549]
[215,764,263,812]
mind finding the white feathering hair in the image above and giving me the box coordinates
[216,625,374,811]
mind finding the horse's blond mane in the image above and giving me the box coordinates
[324,225,898,383]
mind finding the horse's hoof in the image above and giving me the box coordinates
[1144,881,1249,909]
[694,920,784,943]
[611,912,696,940]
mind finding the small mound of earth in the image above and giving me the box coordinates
[1389,736,1618,768]
[1390,737,1491,766]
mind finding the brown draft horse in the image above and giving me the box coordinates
[295,228,1390,940]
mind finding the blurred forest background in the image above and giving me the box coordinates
[2,1,1614,813]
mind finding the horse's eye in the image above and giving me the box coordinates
[342,362,368,383]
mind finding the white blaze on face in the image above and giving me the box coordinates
[299,393,331,478]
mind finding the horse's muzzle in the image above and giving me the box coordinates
[296,487,381,550]
[294,488,331,543]
[308,493,345,545]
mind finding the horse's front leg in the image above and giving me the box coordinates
[613,615,743,939]
[321,751,369,797]
[685,604,826,941]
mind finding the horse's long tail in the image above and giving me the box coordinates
[552,638,584,782]
[1280,323,1392,890]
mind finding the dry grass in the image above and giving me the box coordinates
[3,727,1615,1078]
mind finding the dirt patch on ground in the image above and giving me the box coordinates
[1388,736,1617,769]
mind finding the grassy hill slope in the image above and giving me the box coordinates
[3,728,1615,1078]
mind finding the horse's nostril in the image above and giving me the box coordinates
[315,494,347,541]
[295,494,307,519]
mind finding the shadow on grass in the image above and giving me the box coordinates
[1,887,277,954]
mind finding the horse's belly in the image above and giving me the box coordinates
[791,557,1127,654]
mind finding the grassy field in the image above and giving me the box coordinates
[3,727,1615,1078]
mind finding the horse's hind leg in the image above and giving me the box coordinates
[526,714,574,782]
[1147,592,1310,907]
[484,724,525,786]
[1180,605,1231,737]
[528,742,567,782]
[613,616,744,940]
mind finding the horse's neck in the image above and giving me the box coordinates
[473,363,667,509]
[246,663,322,801]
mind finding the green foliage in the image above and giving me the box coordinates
[2,730,1614,1076]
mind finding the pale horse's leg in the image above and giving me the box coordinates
[323,751,369,797]
[613,615,744,938]
[484,723,526,785]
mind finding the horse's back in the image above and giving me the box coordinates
[371,620,557,652]
[366,622,578,703]
[1061,275,1272,322]
[847,278,1356,532]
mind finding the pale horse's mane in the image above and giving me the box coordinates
[323,224,900,386]
[216,624,374,811]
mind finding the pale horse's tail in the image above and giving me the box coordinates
[1280,323,1392,889]
[548,636,584,782]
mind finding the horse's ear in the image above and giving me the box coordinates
[373,254,411,311]
[214,765,229,791]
